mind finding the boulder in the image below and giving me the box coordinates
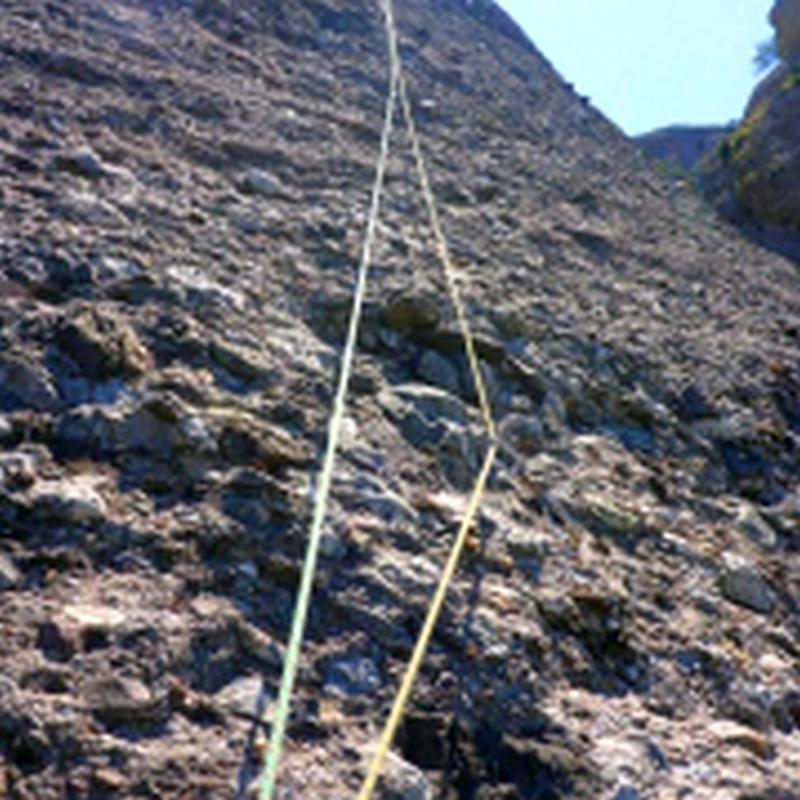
[736,503,778,549]
[213,674,264,717]
[417,350,461,395]
[382,294,441,335]
[720,555,777,614]
[323,654,382,697]
[378,752,431,800]
[0,553,21,590]
[53,146,109,180]
[55,305,152,379]
[30,477,108,525]
[238,168,285,197]
[0,451,39,489]
[85,676,162,725]
[0,353,60,412]
[707,720,773,760]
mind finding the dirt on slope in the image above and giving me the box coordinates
[0,1,799,798]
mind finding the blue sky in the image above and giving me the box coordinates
[496,0,774,135]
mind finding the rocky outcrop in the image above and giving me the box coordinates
[773,0,800,64]
[699,65,800,231]
[698,0,800,250]
[0,1,799,799]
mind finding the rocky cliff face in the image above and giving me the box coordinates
[698,0,800,257]
[1,1,800,799]
[773,0,800,63]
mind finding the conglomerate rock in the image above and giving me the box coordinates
[0,1,799,798]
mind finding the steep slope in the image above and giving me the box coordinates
[1,1,799,799]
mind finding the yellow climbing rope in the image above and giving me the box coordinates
[258,11,400,800]
[356,1,497,797]
[259,0,496,796]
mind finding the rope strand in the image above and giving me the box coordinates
[257,2,496,796]
[356,1,497,796]
[257,14,400,799]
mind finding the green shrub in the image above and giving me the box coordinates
[754,36,779,74]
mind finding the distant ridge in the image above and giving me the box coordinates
[637,124,733,172]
